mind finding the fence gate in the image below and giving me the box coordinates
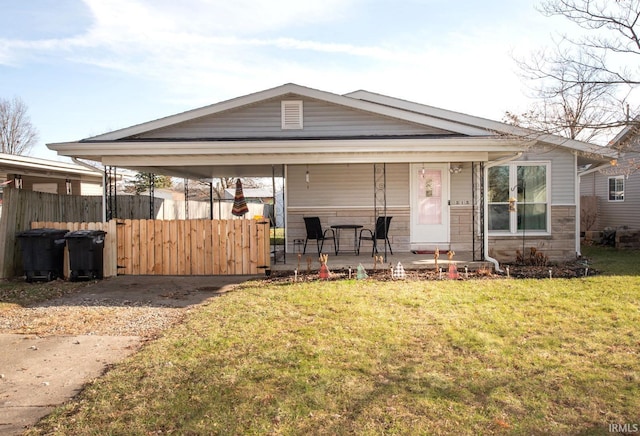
[32,219,271,277]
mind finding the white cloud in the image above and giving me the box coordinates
[2,0,548,127]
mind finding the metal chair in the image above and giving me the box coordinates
[303,217,337,256]
[358,216,393,256]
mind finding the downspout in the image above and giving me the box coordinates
[576,162,611,257]
[483,152,523,273]
[71,157,107,223]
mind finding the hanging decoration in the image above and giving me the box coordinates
[231,178,249,217]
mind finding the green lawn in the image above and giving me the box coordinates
[26,247,640,435]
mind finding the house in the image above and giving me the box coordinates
[223,187,273,203]
[579,121,640,246]
[0,152,103,195]
[47,83,614,267]
[0,153,103,217]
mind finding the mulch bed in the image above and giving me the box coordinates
[263,259,596,283]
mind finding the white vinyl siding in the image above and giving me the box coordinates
[287,163,409,209]
[519,148,575,205]
[137,97,450,139]
[449,162,472,206]
[80,181,103,196]
[581,171,639,230]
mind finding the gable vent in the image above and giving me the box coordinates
[281,100,303,130]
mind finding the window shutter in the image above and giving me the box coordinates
[281,100,303,130]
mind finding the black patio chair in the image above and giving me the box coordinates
[358,216,393,256]
[303,217,337,256]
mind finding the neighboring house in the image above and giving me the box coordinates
[0,153,103,216]
[48,83,613,265]
[580,122,640,232]
[223,187,273,203]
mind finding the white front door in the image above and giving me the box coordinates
[410,163,449,248]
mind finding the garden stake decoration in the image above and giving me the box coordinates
[319,254,330,280]
[447,250,459,279]
[356,263,368,279]
[373,255,384,270]
[392,262,406,280]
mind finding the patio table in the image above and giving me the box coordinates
[331,224,363,254]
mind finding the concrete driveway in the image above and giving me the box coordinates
[0,275,256,435]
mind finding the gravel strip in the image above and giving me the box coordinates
[0,276,243,338]
[0,305,186,337]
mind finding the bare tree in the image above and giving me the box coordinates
[510,48,621,142]
[512,1,640,135]
[0,97,39,155]
[539,0,640,94]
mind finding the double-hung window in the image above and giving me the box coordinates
[608,176,624,201]
[488,162,550,233]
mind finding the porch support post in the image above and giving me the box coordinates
[209,181,213,220]
[148,173,155,219]
[373,163,388,261]
[184,178,189,220]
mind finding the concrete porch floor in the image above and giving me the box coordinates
[270,249,494,273]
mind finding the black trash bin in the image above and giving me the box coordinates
[16,228,68,282]
[65,230,107,281]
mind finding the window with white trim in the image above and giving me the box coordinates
[608,176,625,201]
[281,100,303,130]
[488,162,550,233]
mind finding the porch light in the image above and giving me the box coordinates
[449,163,463,174]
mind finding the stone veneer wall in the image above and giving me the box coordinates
[450,206,475,252]
[286,205,577,261]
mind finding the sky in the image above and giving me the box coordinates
[0,0,567,161]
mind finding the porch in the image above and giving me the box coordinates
[270,250,493,274]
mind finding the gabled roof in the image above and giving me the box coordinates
[87,83,494,140]
[608,116,640,150]
[345,89,615,158]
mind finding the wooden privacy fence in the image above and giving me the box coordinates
[31,220,118,278]
[31,219,271,277]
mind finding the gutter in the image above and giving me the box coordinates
[575,162,611,257]
[72,157,107,223]
[483,152,523,273]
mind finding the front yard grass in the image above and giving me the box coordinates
[26,246,640,435]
